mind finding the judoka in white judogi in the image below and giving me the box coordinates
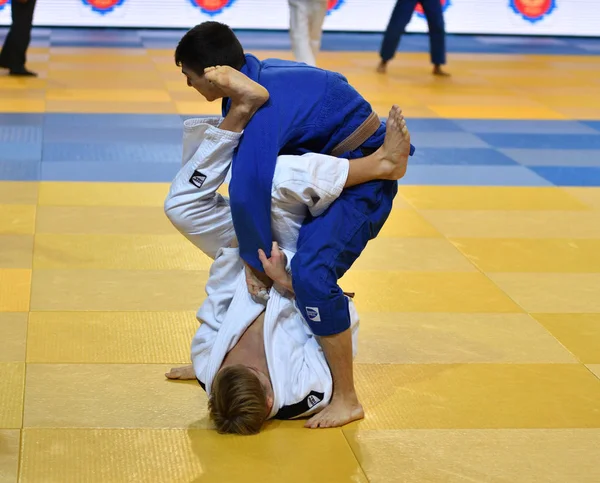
[165,118,359,419]
[288,0,329,67]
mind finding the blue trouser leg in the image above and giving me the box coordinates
[379,0,419,63]
[421,0,447,65]
[291,177,397,336]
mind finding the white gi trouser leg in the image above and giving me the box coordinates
[164,118,241,260]
[288,0,328,66]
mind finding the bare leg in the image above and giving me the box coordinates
[305,328,364,429]
[204,65,269,124]
[205,65,269,133]
[344,105,411,187]
[376,60,387,74]
[165,365,196,380]
[219,107,253,134]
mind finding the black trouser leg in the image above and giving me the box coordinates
[0,0,37,69]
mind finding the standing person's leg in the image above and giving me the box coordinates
[292,108,411,429]
[0,0,20,69]
[0,0,37,76]
[421,0,450,76]
[294,180,396,428]
[0,27,15,69]
[377,0,419,74]
[308,0,328,65]
[288,0,317,66]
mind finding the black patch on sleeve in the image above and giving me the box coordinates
[274,391,326,420]
[197,378,206,393]
[189,170,207,188]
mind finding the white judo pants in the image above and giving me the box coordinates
[288,0,328,67]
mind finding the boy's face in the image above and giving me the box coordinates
[182,64,223,102]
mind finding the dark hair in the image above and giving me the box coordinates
[175,22,245,76]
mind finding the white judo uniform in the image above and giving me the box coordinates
[164,118,359,420]
[288,0,328,67]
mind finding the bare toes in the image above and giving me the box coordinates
[306,418,319,429]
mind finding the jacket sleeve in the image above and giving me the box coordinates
[227,103,286,271]
[164,119,242,260]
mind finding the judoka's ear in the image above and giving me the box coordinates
[266,394,274,411]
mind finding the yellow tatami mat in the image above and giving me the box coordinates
[2,181,600,481]
[2,35,600,479]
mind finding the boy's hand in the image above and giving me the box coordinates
[245,263,272,300]
[258,242,288,285]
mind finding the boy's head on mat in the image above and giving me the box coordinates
[175,22,245,102]
[209,364,274,435]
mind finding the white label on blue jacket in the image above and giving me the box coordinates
[306,306,321,322]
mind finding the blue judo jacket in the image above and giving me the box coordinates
[223,54,414,270]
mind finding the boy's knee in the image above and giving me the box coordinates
[300,293,351,337]
[164,193,192,235]
[291,259,351,337]
[291,254,330,302]
[290,255,316,289]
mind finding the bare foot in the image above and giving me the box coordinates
[433,65,451,77]
[204,65,269,116]
[375,105,411,180]
[376,61,387,74]
[305,395,364,429]
[165,365,196,380]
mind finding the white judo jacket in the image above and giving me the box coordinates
[164,118,359,420]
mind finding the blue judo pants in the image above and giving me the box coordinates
[291,141,397,337]
[380,0,446,66]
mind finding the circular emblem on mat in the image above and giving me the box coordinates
[0,0,10,12]
[415,0,451,19]
[81,0,125,15]
[189,0,236,16]
[327,0,344,15]
[510,0,556,23]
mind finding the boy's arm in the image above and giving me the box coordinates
[164,122,242,260]
[227,105,285,271]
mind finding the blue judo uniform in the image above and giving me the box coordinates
[224,54,415,336]
[380,0,446,66]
